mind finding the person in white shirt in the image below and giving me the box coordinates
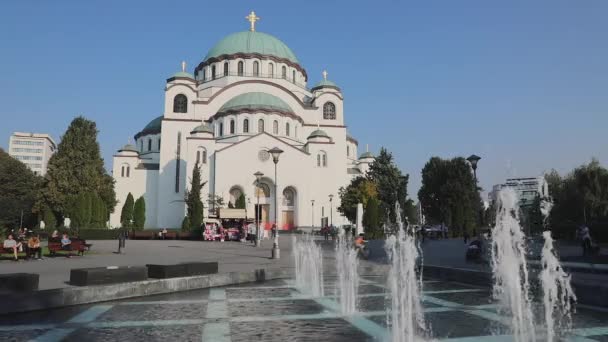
[3,234,22,261]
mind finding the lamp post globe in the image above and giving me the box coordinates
[254,171,264,247]
[268,147,283,259]
[466,154,481,183]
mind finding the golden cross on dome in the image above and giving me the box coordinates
[181,61,186,72]
[322,70,328,80]
[246,11,260,32]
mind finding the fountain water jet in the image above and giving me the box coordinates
[540,230,576,342]
[293,234,324,297]
[335,229,359,314]
[491,189,536,342]
[385,202,428,342]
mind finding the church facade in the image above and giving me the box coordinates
[109,12,375,230]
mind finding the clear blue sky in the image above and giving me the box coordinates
[1,1,606,199]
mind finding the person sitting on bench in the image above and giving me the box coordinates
[61,233,72,257]
[27,234,42,260]
[3,234,22,261]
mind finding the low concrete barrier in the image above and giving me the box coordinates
[0,273,39,292]
[70,266,148,286]
[0,268,289,315]
[147,262,218,279]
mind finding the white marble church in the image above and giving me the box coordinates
[109,12,375,230]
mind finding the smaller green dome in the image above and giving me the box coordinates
[308,129,330,139]
[119,144,138,153]
[171,71,194,79]
[191,123,214,134]
[219,92,293,114]
[313,79,338,89]
[359,152,374,159]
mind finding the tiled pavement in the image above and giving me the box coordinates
[1,276,608,341]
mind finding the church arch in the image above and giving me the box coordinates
[121,163,131,178]
[285,122,290,136]
[237,61,244,76]
[268,63,274,77]
[173,94,188,113]
[230,119,235,134]
[147,138,152,151]
[258,119,265,133]
[317,151,328,167]
[282,186,297,229]
[223,62,229,76]
[323,102,336,120]
[273,120,279,134]
[211,65,217,80]
[253,61,260,76]
[281,66,287,79]
[219,122,224,136]
[292,70,296,83]
[243,118,249,133]
[196,146,207,164]
[229,186,244,207]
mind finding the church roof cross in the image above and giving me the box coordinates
[181,61,186,72]
[322,70,328,80]
[246,11,260,32]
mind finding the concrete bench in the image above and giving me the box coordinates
[70,266,148,286]
[147,262,218,279]
[0,273,39,292]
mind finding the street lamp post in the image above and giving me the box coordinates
[311,200,315,228]
[329,194,334,227]
[268,147,284,259]
[254,171,263,247]
[467,154,482,232]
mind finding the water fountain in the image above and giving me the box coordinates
[335,228,359,315]
[540,230,576,341]
[491,188,536,342]
[385,202,428,342]
[293,234,324,297]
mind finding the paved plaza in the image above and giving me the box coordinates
[2,273,608,341]
[0,237,297,290]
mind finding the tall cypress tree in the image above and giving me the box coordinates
[120,193,135,228]
[235,193,246,209]
[186,161,206,233]
[37,116,116,221]
[133,196,146,230]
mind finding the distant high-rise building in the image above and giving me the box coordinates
[8,132,57,176]
[489,176,549,207]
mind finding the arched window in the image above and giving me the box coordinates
[253,61,259,76]
[258,119,264,133]
[158,138,161,150]
[173,94,188,113]
[238,61,244,76]
[147,138,152,151]
[219,123,224,136]
[196,147,207,164]
[347,145,350,157]
[140,140,143,152]
[323,102,336,120]
[202,68,206,81]
[121,164,130,178]
[243,119,249,133]
[292,70,296,83]
[281,66,287,79]
[268,63,274,77]
[255,183,270,198]
[295,125,298,138]
[285,123,290,136]
[211,65,216,80]
[283,187,295,206]
[317,151,327,168]
[223,62,229,76]
[273,120,278,134]
[230,119,235,134]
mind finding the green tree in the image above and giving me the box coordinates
[418,156,481,236]
[69,192,92,229]
[0,148,42,229]
[366,148,410,225]
[404,199,418,225]
[363,197,381,238]
[337,177,378,223]
[185,161,206,233]
[120,193,135,228]
[235,193,246,209]
[42,206,57,229]
[181,216,191,232]
[133,196,146,230]
[36,116,116,221]
[89,194,103,228]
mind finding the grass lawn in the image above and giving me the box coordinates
[0,246,96,260]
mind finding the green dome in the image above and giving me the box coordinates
[219,92,293,113]
[171,71,194,79]
[308,129,329,139]
[359,152,374,159]
[313,79,338,89]
[191,123,214,134]
[135,116,162,139]
[204,31,299,64]
[119,144,138,153]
